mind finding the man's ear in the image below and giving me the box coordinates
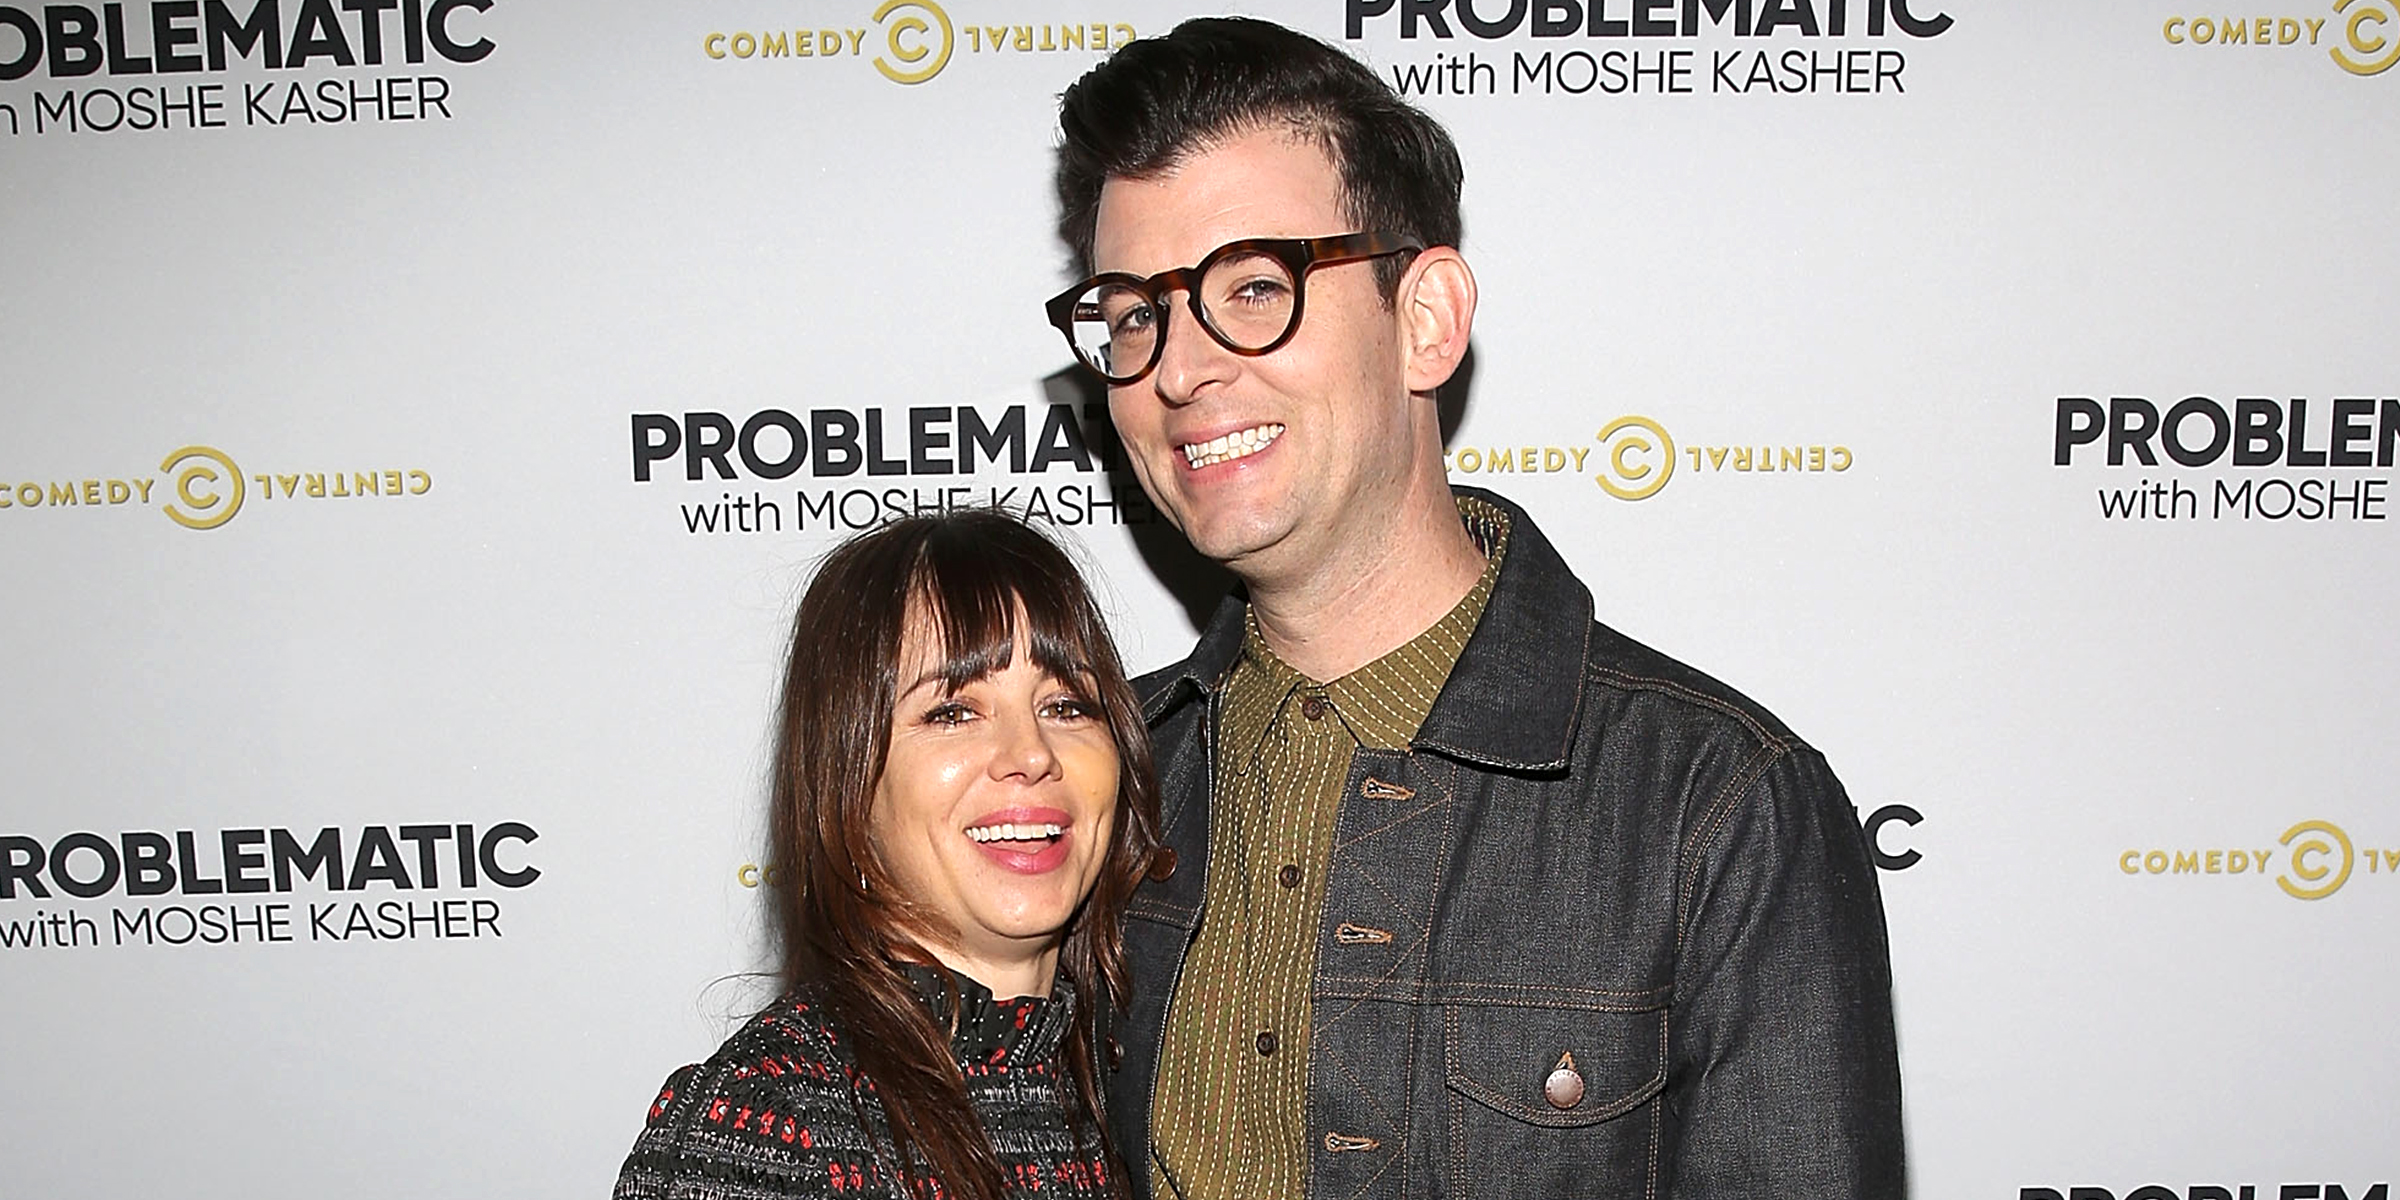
[1396,247,1477,394]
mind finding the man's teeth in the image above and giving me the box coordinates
[967,823,1064,843]
[1182,424,1285,470]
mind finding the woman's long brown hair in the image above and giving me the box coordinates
[765,509,1159,1200]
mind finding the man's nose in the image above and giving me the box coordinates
[1150,293,1236,406]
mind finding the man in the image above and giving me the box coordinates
[1045,17,1902,1199]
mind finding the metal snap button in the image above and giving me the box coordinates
[1544,1052,1585,1110]
[1256,1030,1278,1056]
[1300,694,1328,720]
[1106,1037,1124,1070]
[1278,864,1302,888]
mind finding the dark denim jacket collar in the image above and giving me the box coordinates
[1140,486,1592,772]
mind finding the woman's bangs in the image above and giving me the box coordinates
[907,545,1101,695]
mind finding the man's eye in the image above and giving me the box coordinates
[1226,276,1290,305]
[1107,303,1156,336]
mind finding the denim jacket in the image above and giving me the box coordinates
[1109,487,1903,1200]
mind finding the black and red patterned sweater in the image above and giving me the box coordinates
[613,968,1114,1199]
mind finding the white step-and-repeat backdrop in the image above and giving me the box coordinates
[5,1,2393,1196]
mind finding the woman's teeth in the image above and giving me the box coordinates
[1182,424,1284,469]
[967,823,1063,843]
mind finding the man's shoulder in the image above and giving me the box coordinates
[1576,618,1808,755]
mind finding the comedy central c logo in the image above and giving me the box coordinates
[874,0,954,84]
[1594,415,1675,501]
[2277,819,2354,900]
[160,445,245,530]
[2333,0,2400,74]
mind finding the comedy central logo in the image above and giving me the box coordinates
[699,1,1134,86]
[2159,0,2400,75]
[2119,818,2395,901]
[1443,415,1855,501]
[0,445,433,531]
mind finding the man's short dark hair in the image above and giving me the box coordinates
[1054,16,1464,299]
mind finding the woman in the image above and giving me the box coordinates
[615,510,1161,1200]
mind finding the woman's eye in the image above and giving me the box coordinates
[1041,697,1097,721]
[923,702,974,727]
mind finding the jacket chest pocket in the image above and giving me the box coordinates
[1441,1003,1666,1199]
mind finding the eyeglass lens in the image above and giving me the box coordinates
[1066,248,1301,381]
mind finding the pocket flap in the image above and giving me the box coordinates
[1442,1004,1666,1129]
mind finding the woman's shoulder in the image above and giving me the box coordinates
[613,989,894,1200]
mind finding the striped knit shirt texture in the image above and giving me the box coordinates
[1148,498,1511,1200]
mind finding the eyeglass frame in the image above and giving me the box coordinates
[1044,231,1425,385]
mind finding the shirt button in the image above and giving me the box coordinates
[1256,1030,1278,1056]
[1300,695,1328,720]
[1278,864,1302,888]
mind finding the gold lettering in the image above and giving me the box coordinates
[1544,447,1567,471]
[1014,26,1033,51]
[2307,16,2325,42]
[1780,446,1802,471]
[1831,447,1853,470]
[407,470,432,494]
[383,470,403,495]
[1485,447,1513,471]
[762,30,787,56]
[847,29,865,54]
[1112,23,1135,46]
[1733,447,1753,471]
[1708,446,1729,470]
[355,472,378,496]
[277,474,299,498]
[1519,447,1538,471]
[1569,446,1590,472]
[731,31,756,58]
[2164,17,2185,43]
[2146,850,2169,874]
[137,478,154,503]
[704,32,726,58]
[2278,17,2299,43]
[1455,448,1482,472]
[82,479,101,504]
[1040,25,1055,50]
[50,482,76,505]
[1064,24,1083,49]
[2173,850,2199,873]
[2206,849,2223,873]
[2120,851,2142,874]
[106,479,130,503]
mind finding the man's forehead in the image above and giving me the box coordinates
[1092,128,1349,271]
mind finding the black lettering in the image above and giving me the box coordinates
[122,831,174,895]
[348,826,412,889]
[205,0,281,69]
[51,832,120,899]
[47,5,102,77]
[397,824,450,888]
[738,409,807,479]
[2159,396,2229,466]
[2233,397,2282,466]
[479,821,539,888]
[271,827,346,890]
[630,413,679,482]
[2106,397,2159,467]
[0,7,40,81]
[0,834,48,899]
[424,0,489,62]
[2053,398,2102,465]
[812,410,862,477]
[176,829,224,894]
[908,406,953,475]
[221,828,269,893]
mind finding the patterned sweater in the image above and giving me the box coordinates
[614,969,1114,1199]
